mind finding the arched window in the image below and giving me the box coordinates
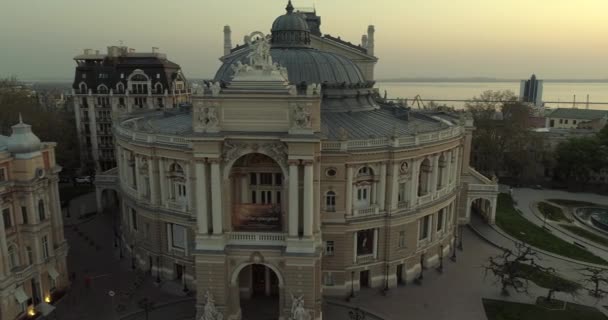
[357,166,374,177]
[79,83,87,94]
[38,199,45,221]
[169,163,187,203]
[8,244,17,269]
[155,83,163,94]
[97,84,108,94]
[116,82,125,94]
[418,158,431,196]
[129,71,149,94]
[325,191,336,212]
[437,154,447,189]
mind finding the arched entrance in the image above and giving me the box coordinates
[234,263,282,320]
[469,197,496,224]
[100,189,120,213]
[228,153,286,233]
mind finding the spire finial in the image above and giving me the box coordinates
[18,113,23,124]
[286,0,294,13]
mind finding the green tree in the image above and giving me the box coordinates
[0,76,80,169]
[555,136,608,185]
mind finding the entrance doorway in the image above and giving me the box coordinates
[175,263,184,281]
[360,270,370,288]
[239,264,280,320]
[396,264,404,285]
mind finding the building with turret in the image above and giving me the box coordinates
[95,2,498,319]
[0,117,68,320]
[71,46,191,172]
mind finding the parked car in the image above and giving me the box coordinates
[73,176,92,184]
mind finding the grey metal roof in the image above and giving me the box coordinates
[548,108,608,120]
[123,106,448,140]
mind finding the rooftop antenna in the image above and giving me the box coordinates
[586,94,590,109]
[573,94,576,109]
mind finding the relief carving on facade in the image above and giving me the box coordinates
[194,101,220,132]
[222,140,287,169]
[291,103,312,129]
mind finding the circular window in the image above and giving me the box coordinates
[35,168,45,179]
[326,168,337,177]
[400,161,409,174]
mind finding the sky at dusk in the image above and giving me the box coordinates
[0,0,607,80]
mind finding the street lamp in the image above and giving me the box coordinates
[131,245,136,270]
[457,225,463,251]
[348,271,355,301]
[450,234,457,262]
[182,266,189,293]
[138,298,155,320]
[382,264,389,295]
[156,256,161,283]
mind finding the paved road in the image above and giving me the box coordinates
[511,187,608,261]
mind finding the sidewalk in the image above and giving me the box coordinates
[54,192,192,320]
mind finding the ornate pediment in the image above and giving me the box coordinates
[222,140,287,170]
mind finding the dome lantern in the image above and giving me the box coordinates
[271,1,311,48]
[7,114,41,158]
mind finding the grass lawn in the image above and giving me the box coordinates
[537,202,572,223]
[547,199,598,207]
[496,194,607,265]
[560,224,608,247]
[483,298,608,320]
[515,263,580,293]
[59,185,95,206]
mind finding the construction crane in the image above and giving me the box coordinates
[407,94,426,109]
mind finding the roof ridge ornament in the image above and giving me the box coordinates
[286,0,294,14]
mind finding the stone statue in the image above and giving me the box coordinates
[200,292,223,320]
[306,83,313,96]
[292,104,311,129]
[312,83,321,95]
[288,85,297,96]
[289,294,310,320]
[210,82,221,96]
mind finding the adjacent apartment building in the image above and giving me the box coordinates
[0,118,68,319]
[71,46,191,172]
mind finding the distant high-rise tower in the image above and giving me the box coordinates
[223,25,232,56]
[519,74,543,107]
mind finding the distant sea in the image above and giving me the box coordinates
[375,81,608,110]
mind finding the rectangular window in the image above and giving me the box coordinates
[42,236,50,260]
[399,230,406,248]
[398,182,406,203]
[131,209,138,231]
[2,208,12,228]
[275,173,282,186]
[48,274,56,291]
[357,229,374,256]
[169,224,187,250]
[251,191,257,204]
[26,247,33,265]
[325,241,335,256]
[0,168,6,181]
[437,209,445,232]
[419,215,430,240]
[565,119,569,124]
[323,273,334,286]
[260,173,273,185]
[21,206,28,224]
[250,173,257,185]
[276,191,281,204]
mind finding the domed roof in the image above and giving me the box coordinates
[271,1,309,33]
[215,48,366,85]
[7,115,41,157]
[0,135,8,151]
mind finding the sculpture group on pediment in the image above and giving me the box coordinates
[291,104,312,129]
[210,82,221,96]
[222,141,287,169]
[306,83,321,96]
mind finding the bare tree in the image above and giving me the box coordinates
[483,243,537,296]
[580,267,608,298]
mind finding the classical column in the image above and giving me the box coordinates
[0,200,9,278]
[303,161,313,237]
[51,183,65,243]
[452,148,460,184]
[353,232,358,263]
[195,160,209,235]
[240,174,248,203]
[210,160,223,235]
[378,163,387,210]
[288,161,299,237]
[134,156,142,196]
[445,151,452,186]
[158,158,166,207]
[371,182,376,205]
[148,157,157,204]
[373,228,379,259]
[431,155,439,194]
[390,162,399,210]
[409,159,420,206]
[345,165,354,216]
